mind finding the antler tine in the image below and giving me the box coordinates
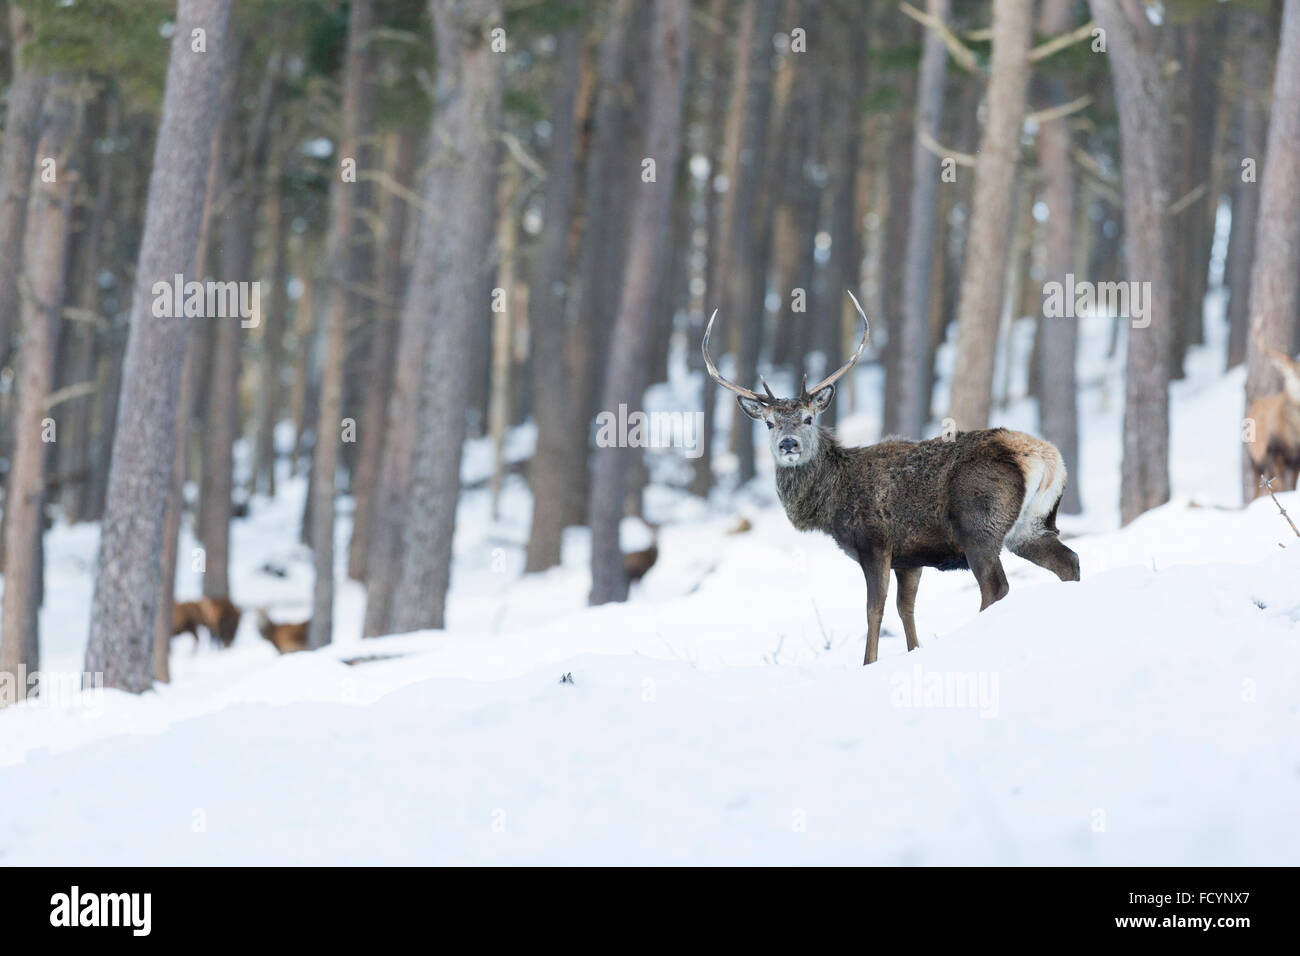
[702,308,767,403]
[760,377,778,403]
[805,290,871,395]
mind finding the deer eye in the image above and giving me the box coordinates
[803,416,812,425]
[765,421,774,429]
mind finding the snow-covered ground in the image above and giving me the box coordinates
[1,303,1298,865]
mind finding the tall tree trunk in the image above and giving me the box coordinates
[564,0,635,529]
[200,132,245,599]
[58,96,117,524]
[84,0,232,693]
[895,0,950,439]
[1089,0,1174,524]
[1243,0,1300,499]
[308,0,373,649]
[724,0,778,484]
[0,7,48,370]
[488,164,522,518]
[254,132,289,500]
[1225,8,1270,370]
[155,117,224,684]
[947,0,1033,430]
[588,0,689,605]
[348,128,416,582]
[878,96,911,433]
[1033,0,1082,514]
[525,25,583,572]
[386,0,504,633]
[1168,18,1219,378]
[0,88,77,704]
[689,0,734,498]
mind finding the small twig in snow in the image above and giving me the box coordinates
[810,599,831,651]
[1260,476,1300,542]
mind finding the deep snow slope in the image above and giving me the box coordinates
[3,293,1297,864]
[1,490,1297,865]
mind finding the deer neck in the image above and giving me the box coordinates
[774,429,846,532]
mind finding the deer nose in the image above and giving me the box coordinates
[779,437,799,454]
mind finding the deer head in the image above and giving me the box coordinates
[702,291,870,467]
[1267,349,1300,403]
[1252,328,1300,403]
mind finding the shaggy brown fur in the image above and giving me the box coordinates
[1246,348,1300,495]
[171,601,205,642]
[198,596,241,648]
[257,610,309,654]
[748,399,1079,664]
[706,293,1079,664]
[171,597,241,650]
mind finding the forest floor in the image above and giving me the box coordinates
[2,303,1298,864]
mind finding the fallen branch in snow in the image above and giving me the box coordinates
[811,599,831,651]
[1260,476,1300,541]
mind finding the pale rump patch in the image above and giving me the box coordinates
[1003,433,1066,549]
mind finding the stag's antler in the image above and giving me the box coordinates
[701,309,770,405]
[800,290,871,400]
[702,291,871,403]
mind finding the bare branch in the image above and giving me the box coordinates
[1168,182,1207,217]
[1260,476,1300,540]
[1029,20,1097,62]
[919,129,977,167]
[899,2,981,74]
[1024,94,1093,128]
[44,380,98,411]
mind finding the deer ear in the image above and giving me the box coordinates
[808,384,835,412]
[736,395,768,421]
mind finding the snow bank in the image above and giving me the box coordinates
[2,492,1296,865]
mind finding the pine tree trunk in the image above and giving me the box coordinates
[1089,0,1174,524]
[385,0,504,633]
[895,0,950,439]
[588,0,689,606]
[154,122,223,684]
[254,134,289,500]
[84,0,231,693]
[1225,9,1270,370]
[1243,0,1300,499]
[724,0,778,484]
[0,7,48,371]
[0,89,77,704]
[689,0,734,498]
[1033,0,1082,514]
[947,0,1033,430]
[564,0,635,529]
[348,128,416,582]
[308,0,373,649]
[201,162,245,599]
[525,25,582,572]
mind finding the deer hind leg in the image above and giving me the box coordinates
[894,567,922,652]
[965,547,1010,611]
[861,555,891,665]
[1008,532,1080,582]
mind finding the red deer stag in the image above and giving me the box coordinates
[702,291,1080,664]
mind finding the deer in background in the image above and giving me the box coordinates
[1246,341,1300,495]
[703,292,1080,665]
[170,596,241,650]
[257,610,309,654]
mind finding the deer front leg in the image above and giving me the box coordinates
[894,567,921,652]
[861,554,891,665]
